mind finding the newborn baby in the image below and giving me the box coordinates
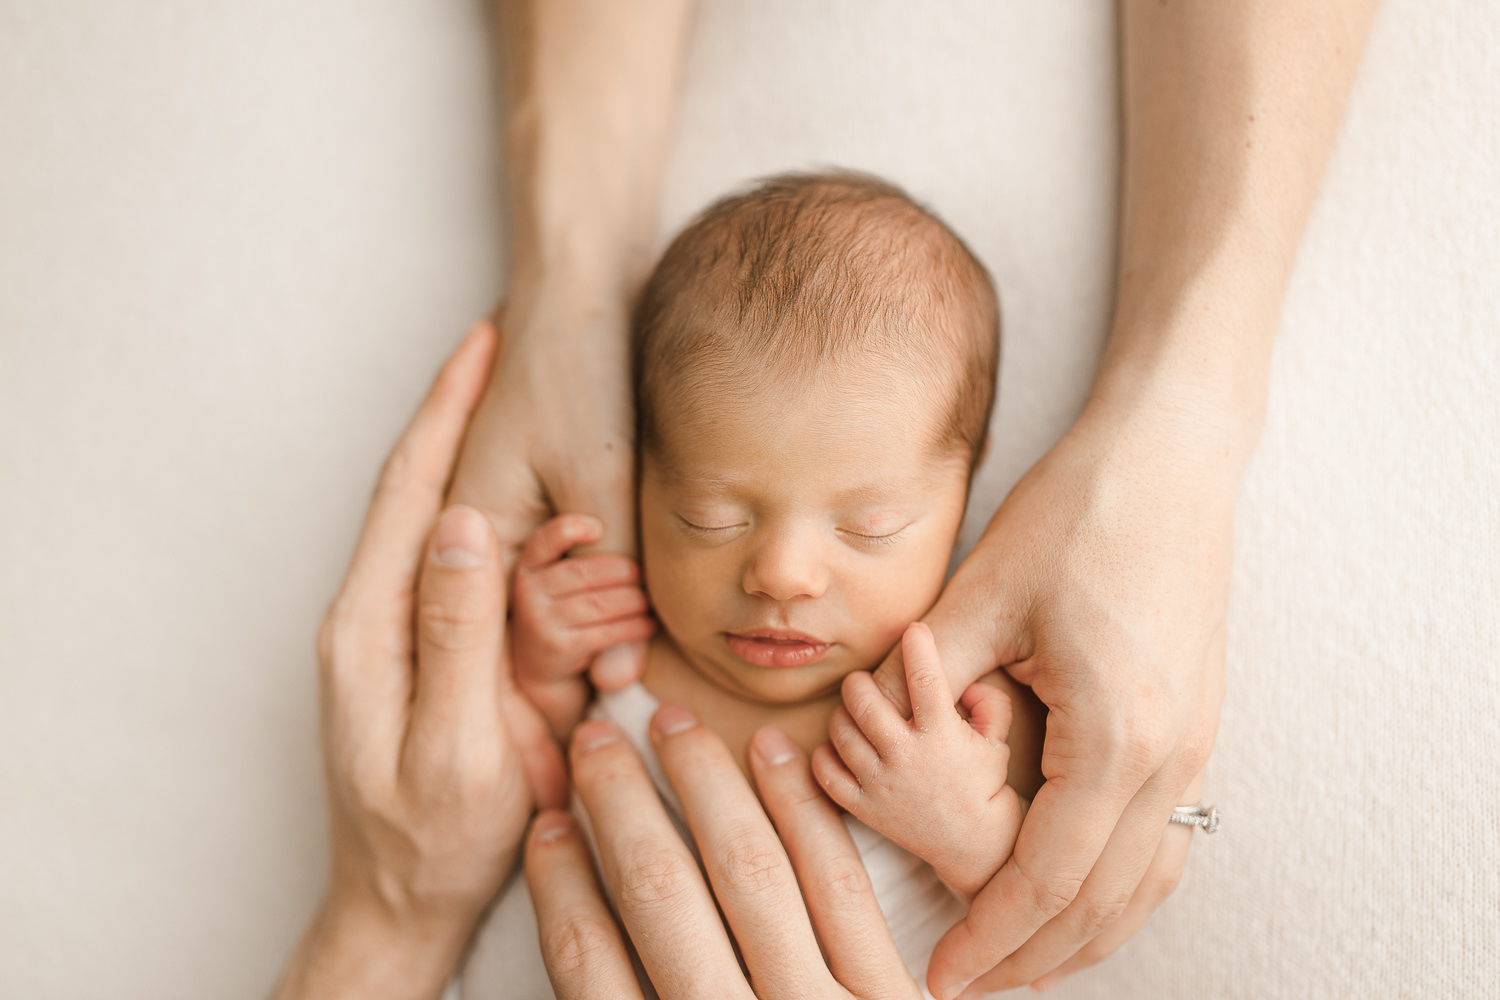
[464,171,1042,996]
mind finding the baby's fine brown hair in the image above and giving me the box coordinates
[632,171,1000,469]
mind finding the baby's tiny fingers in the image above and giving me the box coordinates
[961,680,1013,746]
[518,513,604,571]
[536,553,640,597]
[841,670,906,753]
[552,585,651,628]
[573,615,658,655]
[809,742,863,813]
[902,623,955,733]
[827,705,881,781]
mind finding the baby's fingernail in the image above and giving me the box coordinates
[591,642,645,689]
[753,727,798,766]
[571,514,604,535]
[652,704,699,739]
[532,812,574,844]
[574,720,619,753]
[432,505,490,569]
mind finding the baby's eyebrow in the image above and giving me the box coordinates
[652,467,745,493]
[830,479,922,506]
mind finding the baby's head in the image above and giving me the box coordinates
[633,171,999,705]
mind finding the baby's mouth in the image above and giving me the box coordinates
[723,629,832,669]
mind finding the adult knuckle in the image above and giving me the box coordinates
[1091,710,1173,779]
[716,830,787,896]
[1177,724,1217,774]
[817,854,875,909]
[1076,893,1129,935]
[315,608,342,667]
[417,599,484,653]
[375,444,416,500]
[614,850,695,911]
[1016,858,1084,917]
[543,912,618,979]
[316,601,359,672]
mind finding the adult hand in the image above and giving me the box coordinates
[275,326,562,1000]
[448,296,645,696]
[526,706,924,999]
[865,391,1231,998]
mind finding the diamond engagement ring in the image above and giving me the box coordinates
[1169,804,1221,834]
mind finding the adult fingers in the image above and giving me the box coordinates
[526,811,646,1000]
[751,726,919,999]
[343,323,496,603]
[568,720,753,1000]
[320,324,496,743]
[651,706,833,997]
[953,775,1186,994]
[518,514,604,571]
[1029,786,1198,991]
[926,756,1144,999]
[408,505,504,764]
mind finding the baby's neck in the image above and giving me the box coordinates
[641,637,842,776]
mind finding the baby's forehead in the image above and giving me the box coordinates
[644,384,971,499]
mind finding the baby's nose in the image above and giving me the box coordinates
[742,533,829,602]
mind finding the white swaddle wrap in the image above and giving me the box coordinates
[460,684,966,999]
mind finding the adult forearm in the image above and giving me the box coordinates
[497,0,695,306]
[273,895,468,1000]
[1096,0,1379,461]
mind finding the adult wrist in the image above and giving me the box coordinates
[275,885,483,1000]
[1086,303,1274,476]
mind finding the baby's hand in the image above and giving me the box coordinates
[815,622,1023,901]
[510,514,656,739]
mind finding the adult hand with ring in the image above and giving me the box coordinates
[526,705,922,999]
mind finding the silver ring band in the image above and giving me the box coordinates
[1169,804,1221,834]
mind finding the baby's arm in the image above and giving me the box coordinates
[817,623,1024,901]
[510,514,656,739]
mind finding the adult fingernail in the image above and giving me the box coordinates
[592,642,645,689]
[574,720,619,753]
[752,726,798,766]
[652,704,699,739]
[432,505,489,569]
[532,812,574,844]
[940,980,973,1000]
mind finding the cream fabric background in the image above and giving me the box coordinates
[1,2,1495,997]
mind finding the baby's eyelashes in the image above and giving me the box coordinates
[674,514,749,542]
[835,524,911,549]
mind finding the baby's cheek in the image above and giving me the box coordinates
[642,546,726,636]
